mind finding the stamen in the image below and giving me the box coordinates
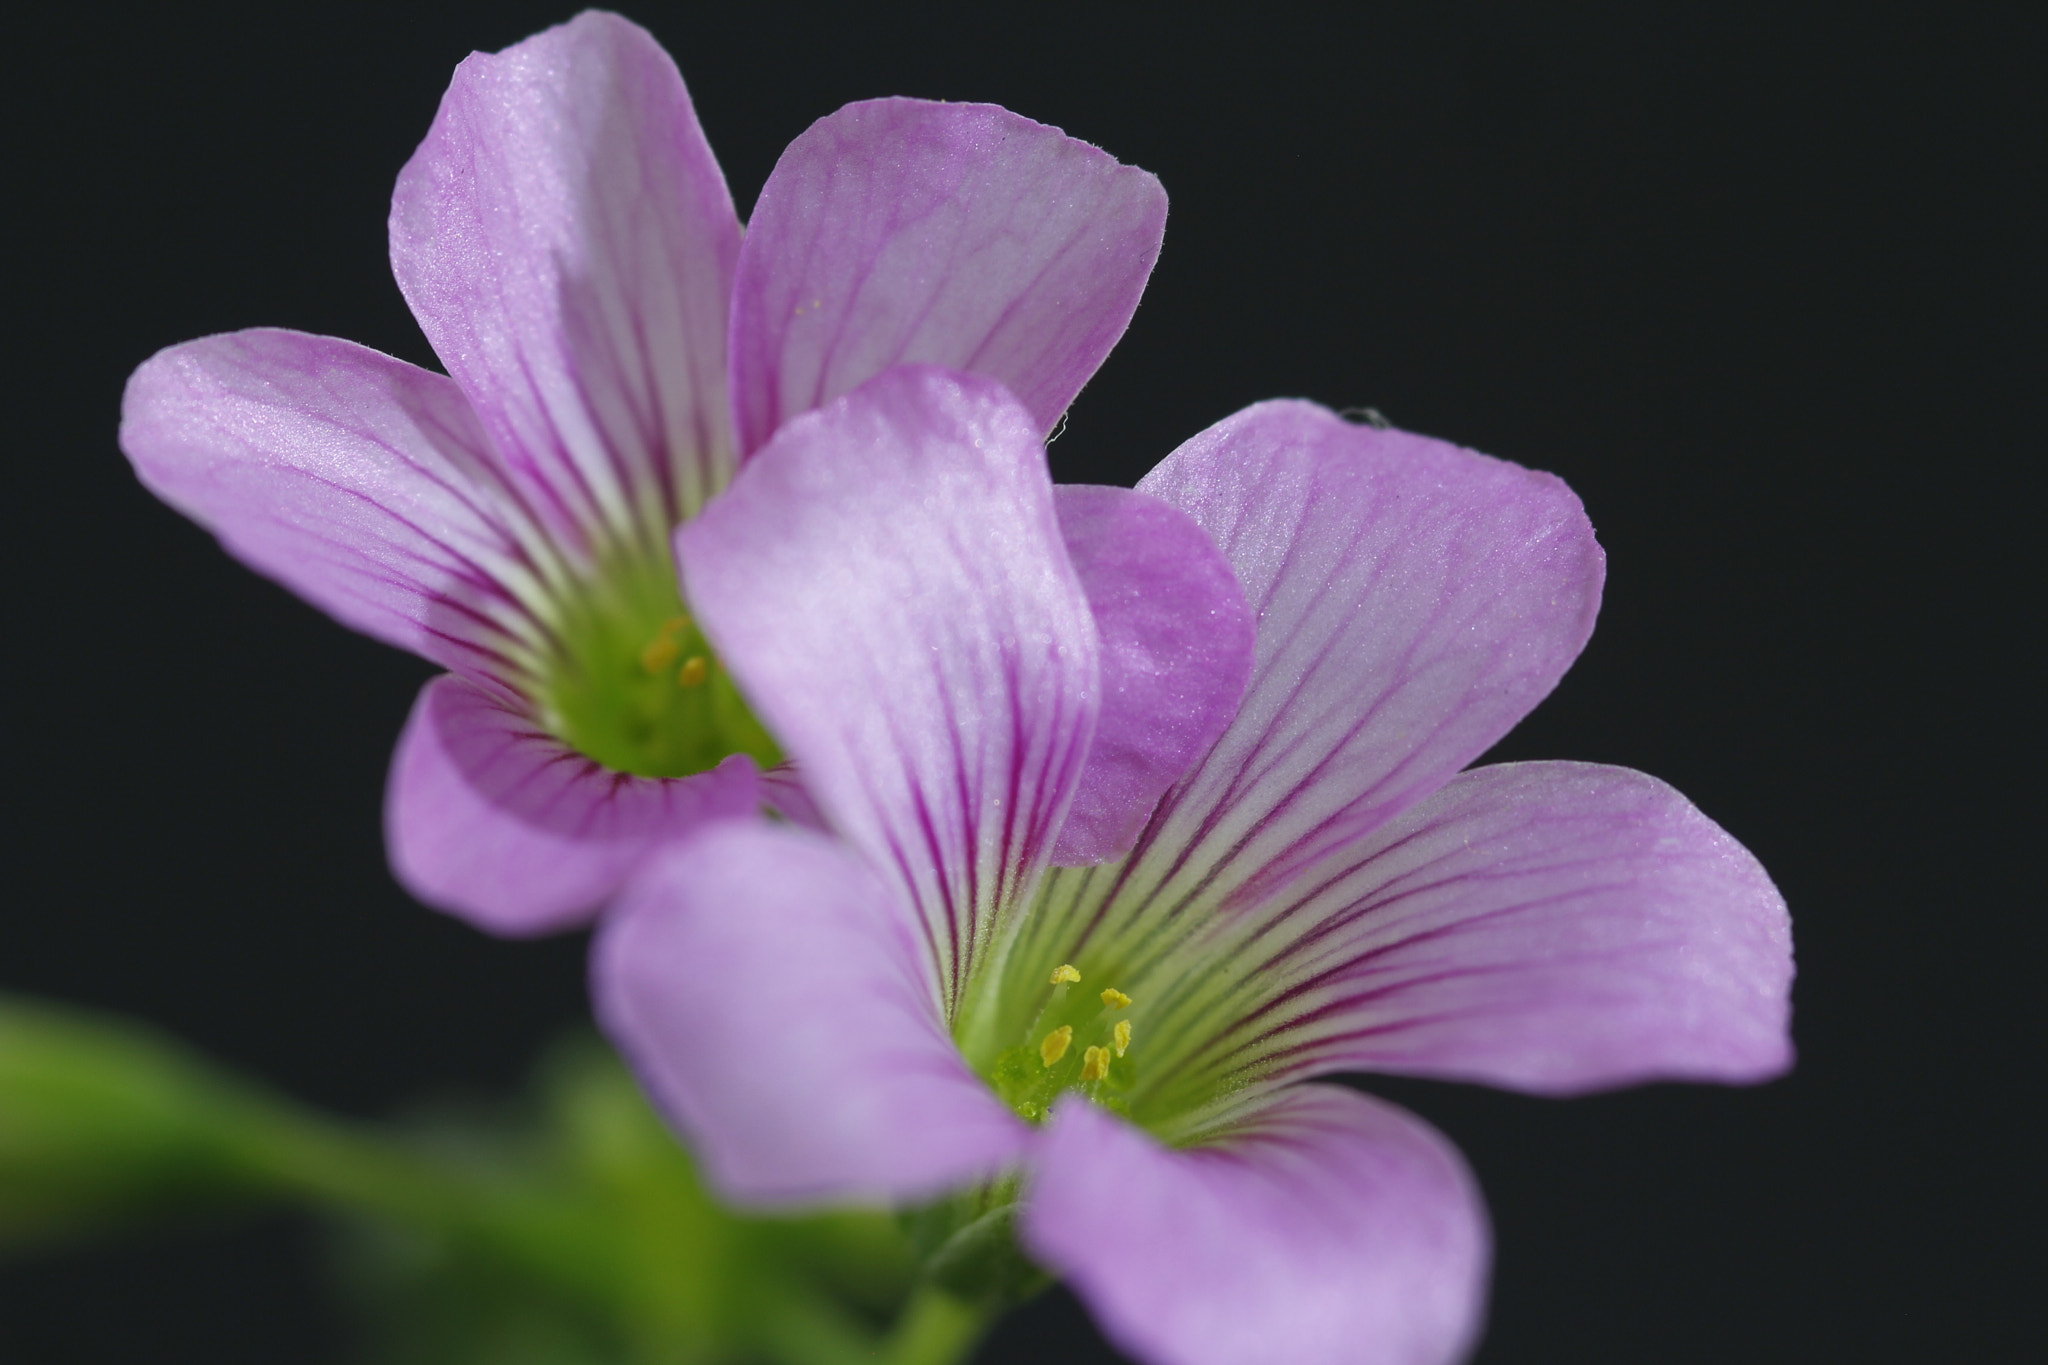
[1080,1046,1110,1083]
[1040,1025,1074,1067]
[1112,1019,1132,1058]
[639,635,681,674]
[639,615,693,674]
[1048,964,1082,985]
[677,656,709,687]
[1100,988,1131,1009]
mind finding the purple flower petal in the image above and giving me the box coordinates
[1120,402,1604,931]
[678,367,1100,1013]
[119,329,547,692]
[594,820,1029,1205]
[1023,1086,1488,1365]
[729,99,1167,456]
[390,11,741,549]
[1051,485,1254,866]
[1179,761,1794,1097]
[756,762,829,833]
[385,674,760,936]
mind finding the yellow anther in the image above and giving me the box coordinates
[1048,963,1081,985]
[1112,1019,1132,1058]
[677,656,709,687]
[1039,1025,1074,1067]
[1099,988,1131,1009]
[661,615,691,635]
[1080,1045,1110,1083]
[639,634,682,674]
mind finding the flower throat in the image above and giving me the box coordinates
[535,544,781,779]
[985,963,1138,1123]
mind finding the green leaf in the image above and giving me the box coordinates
[0,995,298,1246]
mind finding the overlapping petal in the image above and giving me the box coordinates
[390,11,741,551]
[386,675,760,936]
[1051,485,1255,866]
[119,328,553,692]
[756,763,829,833]
[1054,404,1604,973]
[729,99,1167,456]
[595,821,1029,1205]
[678,367,1100,1012]
[1156,761,1794,1100]
[1024,1086,1488,1365]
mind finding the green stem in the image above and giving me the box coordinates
[226,1103,466,1227]
[742,1285,882,1365]
[244,1105,1001,1365]
[197,1097,621,1317]
[875,1284,992,1365]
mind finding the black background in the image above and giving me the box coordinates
[3,2,2038,1360]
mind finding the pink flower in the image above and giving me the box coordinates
[118,12,1205,934]
[595,384,1796,1365]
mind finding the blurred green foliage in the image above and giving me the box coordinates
[0,996,995,1365]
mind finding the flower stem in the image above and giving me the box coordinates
[227,1103,466,1225]
[876,1284,991,1365]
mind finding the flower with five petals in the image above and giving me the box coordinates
[119,11,1178,932]
[596,387,1796,1365]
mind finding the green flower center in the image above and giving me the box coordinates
[957,863,1280,1144]
[534,545,781,779]
[977,962,1140,1124]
